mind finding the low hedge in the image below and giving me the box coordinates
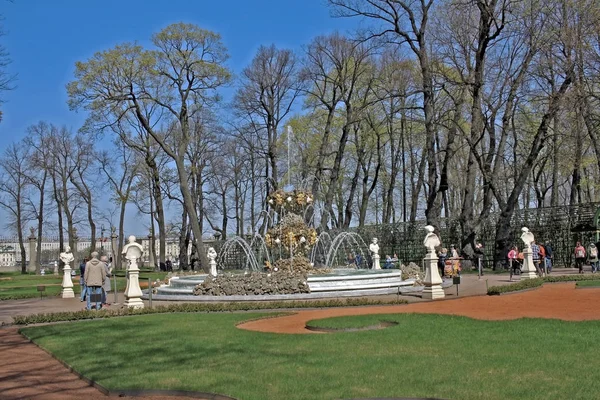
[487,278,544,295]
[487,274,600,295]
[12,297,408,325]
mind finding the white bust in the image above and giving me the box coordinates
[59,245,74,265]
[122,235,143,261]
[423,225,440,254]
[207,247,217,262]
[369,238,380,256]
[520,227,534,250]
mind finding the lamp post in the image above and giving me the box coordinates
[100,225,105,255]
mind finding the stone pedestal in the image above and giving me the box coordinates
[209,259,217,276]
[124,260,144,309]
[422,252,445,299]
[28,235,37,273]
[372,254,381,269]
[61,262,75,298]
[521,247,538,279]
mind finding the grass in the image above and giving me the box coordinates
[20,313,600,400]
[0,271,166,300]
[576,280,600,287]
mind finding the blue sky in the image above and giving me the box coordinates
[0,0,358,235]
[0,0,358,147]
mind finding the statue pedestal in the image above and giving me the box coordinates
[61,263,75,298]
[521,247,538,280]
[209,260,217,276]
[372,254,380,269]
[422,252,445,299]
[124,261,144,309]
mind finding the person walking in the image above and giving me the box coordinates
[588,243,599,273]
[508,246,519,280]
[84,252,106,311]
[544,241,553,274]
[474,243,484,276]
[531,241,542,276]
[100,255,112,305]
[437,248,447,277]
[79,258,88,302]
[574,242,586,274]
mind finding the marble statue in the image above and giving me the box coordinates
[520,227,534,250]
[29,226,36,237]
[207,247,218,276]
[122,235,144,309]
[59,245,75,265]
[60,245,75,298]
[122,235,143,263]
[520,227,537,280]
[370,238,381,269]
[423,225,440,254]
[422,225,444,299]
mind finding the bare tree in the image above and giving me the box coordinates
[0,142,30,273]
[68,23,231,270]
[234,44,302,194]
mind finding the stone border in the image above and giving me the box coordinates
[18,329,237,400]
[305,320,399,333]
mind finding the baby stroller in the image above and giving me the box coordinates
[509,257,522,281]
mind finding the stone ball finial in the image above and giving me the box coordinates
[425,225,435,233]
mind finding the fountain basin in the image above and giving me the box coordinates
[148,269,417,301]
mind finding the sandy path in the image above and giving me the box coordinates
[238,283,600,334]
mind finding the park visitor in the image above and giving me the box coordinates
[574,242,586,273]
[474,243,484,275]
[507,246,518,269]
[79,258,88,302]
[84,252,106,311]
[544,241,553,273]
[531,241,542,276]
[100,255,112,306]
[437,248,447,277]
[384,255,393,269]
[588,243,599,273]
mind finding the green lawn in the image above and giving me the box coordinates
[0,271,166,300]
[20,313,600,400]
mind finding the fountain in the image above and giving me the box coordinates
[151,189,414,301]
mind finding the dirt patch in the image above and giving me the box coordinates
[238,283,600,334]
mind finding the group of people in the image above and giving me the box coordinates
[507,241,554,276]
[437,245,461,277]
[573,241,599,273]
[79,252,112,310]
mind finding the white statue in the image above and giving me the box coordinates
[370,238,381,269]
[122,235,143,264]
[520,227,534,250]
[207,247,218,276]
[423,225,440,254]
[207,247,217,262]
[422,225,444,299]
[59,245,74,265]
[520,227,537,280]
[60,245,75,298]
[122,235,144,309]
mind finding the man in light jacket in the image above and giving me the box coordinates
[84,251,106,311]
